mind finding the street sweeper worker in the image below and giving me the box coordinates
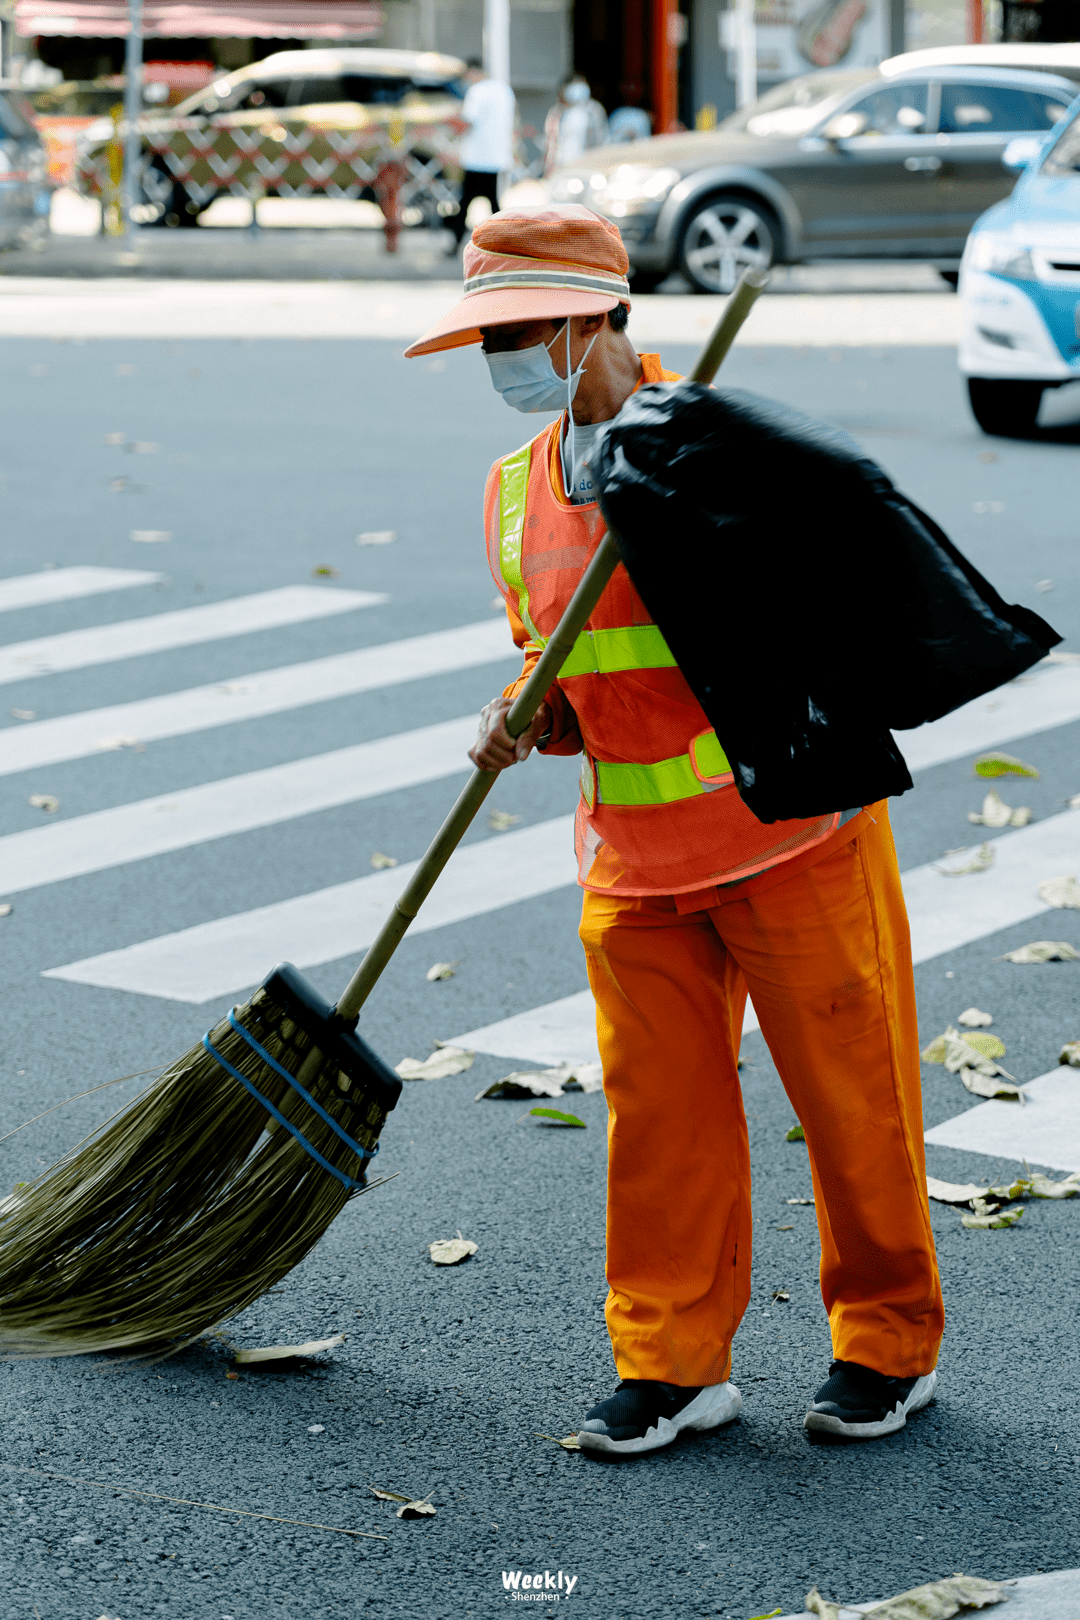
[404,204,944,1456]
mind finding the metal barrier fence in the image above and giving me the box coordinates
[76,110,467,249]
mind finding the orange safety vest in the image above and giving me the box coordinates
[484,353,841,896]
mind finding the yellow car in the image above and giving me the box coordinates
[75,47,467,229]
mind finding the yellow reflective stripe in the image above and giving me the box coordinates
[594,733,732,807]
[558,623,678,678]
[497,443,544,646]
[690,728,728,780]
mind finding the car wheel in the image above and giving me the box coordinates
[678,194,776,294]
[967,378,1044,437]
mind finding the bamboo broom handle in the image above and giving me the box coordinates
[334,267,767,1025]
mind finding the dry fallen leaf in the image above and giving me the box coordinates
[396,1497,436,1520]
[1038,874,1080,910]
[235,1333,346,1365]
[862,1572,1012,1618]
[488,809,521,832]
[0,904,11,918]
[957,1007,993,1028]
[967,789,1010,829]
[307,1423,325,1435]
[922,1027,1006,1065]
[805,1588,839,1620]
[535,1432,581,1451]
[130,530,171,543]
[997,940,1080,964]
[28,794,59,813]
[95,734,143,752]
[369,1486,411,1502]
[1069,791,1080,808]
[1024,1170,1080,1199]
[785,1196,813,1205]
[395,1047,474,1081]
[959,1069,1025,1104]
[356,530,396,546]
[926,1177,990,1204]
[10,709,35,720]
[962,1202,1024,1229]
[475,1061,604,1101]
[428,1233,477,1266]
[771,1289,790,1302]
[1060,1040,1080,1067]
[936,842,995,877]
[425,961,458,982]
[785,1124,805,1142]
[369,851,398,870]
[973,751,1039,779]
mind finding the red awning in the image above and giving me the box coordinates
[16,0,383,37]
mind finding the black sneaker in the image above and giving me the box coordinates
[804,1360,938,1440]
[577,1378,741,1457]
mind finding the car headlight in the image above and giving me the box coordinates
[595,164,680,210]
[967,233,1036,280]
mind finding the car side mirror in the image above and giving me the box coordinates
[1001,135,1043,171]
[821,110,868,142]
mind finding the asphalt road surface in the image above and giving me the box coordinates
[1,317,1079,1620]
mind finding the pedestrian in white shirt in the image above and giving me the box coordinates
[450,59,516,250]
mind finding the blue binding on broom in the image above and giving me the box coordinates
[202,1009,379,1192]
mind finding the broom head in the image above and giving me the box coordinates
[0,963,402,1360]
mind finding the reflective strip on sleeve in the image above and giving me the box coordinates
[594,731,732,806]
[558,623,678,678]
[497,443,544,646]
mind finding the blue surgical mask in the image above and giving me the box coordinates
[563,80,590,104]
[484,326,579,414]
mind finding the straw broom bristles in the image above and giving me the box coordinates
[0,981,392,1360]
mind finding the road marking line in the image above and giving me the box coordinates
[0,620,515,777]
[0,717,478,894]
[899,660,1080,773]
[42,806,1080,1008]
[0,566,163,614]
[43,816,579,1004]
[451,808,1080,1065]
[0,586,386,686]
[925,1067,1080,1173]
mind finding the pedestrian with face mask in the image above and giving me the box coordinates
[543,75,609,174]
[403,204,944,1457]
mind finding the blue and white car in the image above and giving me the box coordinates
[959,93,1080,434]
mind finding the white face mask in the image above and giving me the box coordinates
[484,322,598,415]
[563,79,589,104]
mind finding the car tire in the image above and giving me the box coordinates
[967,378,1044,437]
[677,193,776,295]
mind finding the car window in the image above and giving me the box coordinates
[939,83,1071,134]
[1041,113,1080,174]
[725,71,874,136]
[0,91,34,138]
[287,77,345,105]
[846,82,930,136]
[234,78,290,110]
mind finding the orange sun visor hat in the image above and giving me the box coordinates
[403,203,630,359]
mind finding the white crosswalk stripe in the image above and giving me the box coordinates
[0,585,385,685]
[43,817,578,1004]
[0,717,478,893]
[0,620,514,778]
[0,566,164,614]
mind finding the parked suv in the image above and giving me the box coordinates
[505,65,1077,292]
[0,83,50,249]
[75,48,466,227]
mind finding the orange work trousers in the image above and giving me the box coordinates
[579,803,944,1389]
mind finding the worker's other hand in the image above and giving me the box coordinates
[469,697,551,771]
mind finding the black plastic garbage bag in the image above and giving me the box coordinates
[592,382,1060,824]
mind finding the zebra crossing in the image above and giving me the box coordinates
[5,564,1080,1171]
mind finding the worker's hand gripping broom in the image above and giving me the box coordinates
[0,271,766,1361]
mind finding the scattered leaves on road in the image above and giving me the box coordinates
[997,940,1080,963]
[973,751,1039,779]
[10,709,34,720]
[1060,1040,1080,1067]
[535,1432,581,1451]
[396,1497,436,1520]
[356,531,396,546]
[1038,874,1080,910]
[425,961,458,982]
[926,1177,992,1205]
[858,1572,1012,1618]
[957,1007,993,1027]
[369,851,398,870]
[921,1027,1006,1065]
[28,794,58,813]
[395,1047,474,1081]
[771,1289,790,1302]
[962,1202,1024,1230]
[235,1334,346,1365]
[936,842,995,876]
[428,1233,477,1266]
[476,1061,603,1101]
[488,809,521,832]
[785,1124,805,1142]
[968,788,1030,829]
